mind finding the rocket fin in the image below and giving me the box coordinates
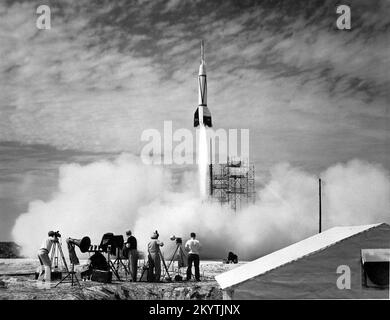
[202,106,212,127]
[194,107,212,128]
[194,108,200,127]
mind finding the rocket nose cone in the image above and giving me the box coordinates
[199,63,206,75]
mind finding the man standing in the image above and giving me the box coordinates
[125,230,138,282]
[147,230,164,282]
[37,231,58,283]
[185,232,201,281]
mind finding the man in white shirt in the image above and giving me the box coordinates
[37,231,57,283]
[185,232,201,281]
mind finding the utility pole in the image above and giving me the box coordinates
[209,139,213,196]
[319,178,322,233]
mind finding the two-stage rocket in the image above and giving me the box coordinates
[194,40,212,128]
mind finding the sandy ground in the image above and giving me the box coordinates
[0,259,244,300]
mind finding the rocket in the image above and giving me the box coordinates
[194,40,212,127]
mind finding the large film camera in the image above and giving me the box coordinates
[48,230,61,242]
[53,231,61,238]
[170,235,182,244]
[85,233,126,282]
[99,233,124,255]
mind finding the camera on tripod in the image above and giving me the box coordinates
[48,230,61,242]
[99,233,124,255]
[170,235,182,245]
[166,235,187,273]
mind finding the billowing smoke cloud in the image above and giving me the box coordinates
[12,155,390,259]
[322,160,390,227]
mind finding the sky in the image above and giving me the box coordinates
[0,0,389,240]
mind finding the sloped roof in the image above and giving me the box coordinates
[215,223,385,289]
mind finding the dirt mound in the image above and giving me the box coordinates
[0,259,244,300]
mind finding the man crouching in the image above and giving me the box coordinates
[37,230,58,284]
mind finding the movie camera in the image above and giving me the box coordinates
[170,235,182,244]
[84,233,127,281]
[166,235,187,273]
[53,230,61,238]
[98,233,124,254]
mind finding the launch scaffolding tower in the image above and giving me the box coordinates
[209,157,256,211]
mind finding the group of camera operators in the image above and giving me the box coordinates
[125,230,202,282]
[37,230,202,284]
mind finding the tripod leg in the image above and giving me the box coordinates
[139,260,149,282]
[109,260,121,280]
[113,258,118,272]
[167,245,180,270]
[72,265,81,286]
[54,272,71,288]
[54,242,81,287]
[113,258,124,280]
[107,252,120,280]
[57,243,69,272]
[160,252,171,281]
[50,245,55,266]
[119,259,129,275]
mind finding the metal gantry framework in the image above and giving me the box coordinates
[209,157,256,211]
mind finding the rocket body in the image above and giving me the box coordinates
[194,41,212,128]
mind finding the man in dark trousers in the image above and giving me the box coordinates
[185,232,201,281]
[125,230,138,282]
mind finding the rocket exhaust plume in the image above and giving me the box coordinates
[11,156,390,259]
[198,125,208,198]
[195,41,212,198]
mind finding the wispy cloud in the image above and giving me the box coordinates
[0,0,388,166]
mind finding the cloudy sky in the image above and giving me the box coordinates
[0,0,389,239]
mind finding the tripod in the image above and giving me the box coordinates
[51,240,81,287]
[140,251,171,282]
[107,247,129,281]
[167,242,187,271]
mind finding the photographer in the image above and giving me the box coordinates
[147,231,164,282]
[37,230,59,283]
[124,230,138,282]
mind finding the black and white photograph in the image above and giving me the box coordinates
[0,0,389,307]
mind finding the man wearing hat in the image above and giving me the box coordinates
[37,231,58,283]
[125,230,138,282]
[147,230,164,282]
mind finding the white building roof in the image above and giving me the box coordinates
[215,223,383,289]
